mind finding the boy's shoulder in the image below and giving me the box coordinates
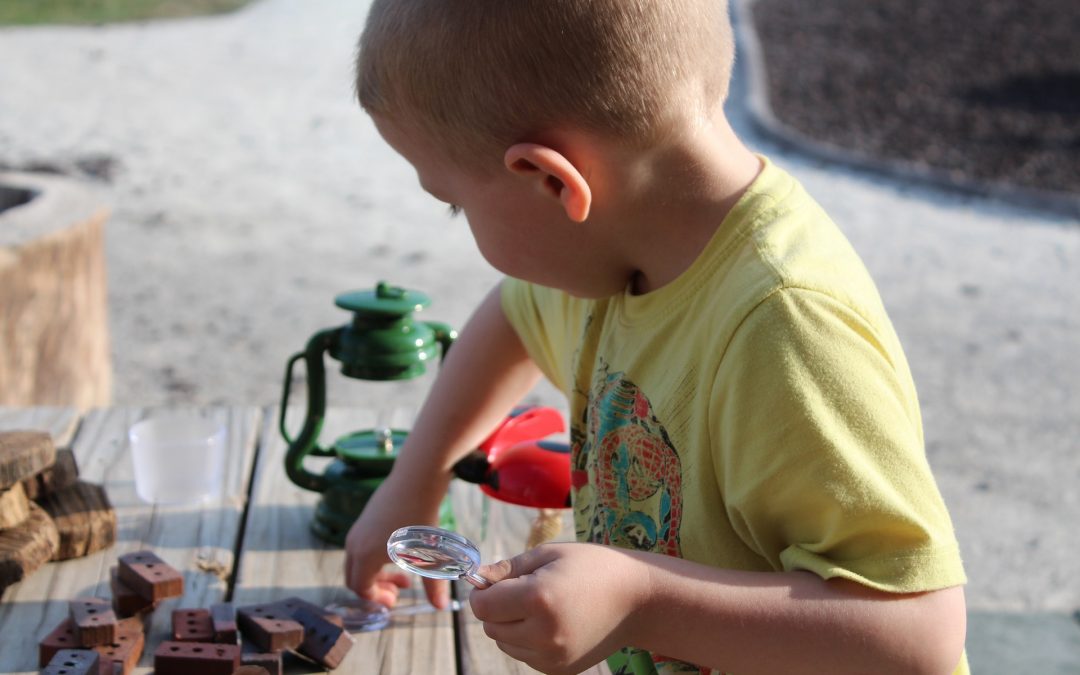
[504,156,888,337]
[722,157,886,320]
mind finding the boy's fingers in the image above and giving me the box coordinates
[344,556,367,593]
[493,640,540,668]
[481,617,531,645]
[376,567,413,588]
[366,583,400,608]
[422,577,451,609]
[347,559,409,604]
[469,577,533,623]
[477,544,555,584]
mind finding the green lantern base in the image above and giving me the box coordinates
[310,490,459,547]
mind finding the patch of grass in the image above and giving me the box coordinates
[0,0,255,26]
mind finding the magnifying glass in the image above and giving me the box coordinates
[387,525,492,589]
[324,597,391,632]
[324,595,466,632]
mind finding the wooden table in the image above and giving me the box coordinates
[0,405,611,675]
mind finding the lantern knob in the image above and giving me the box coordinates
[334,282,431,317]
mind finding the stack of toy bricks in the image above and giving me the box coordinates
[153,594,355,674]
[0,430,116,593]
[37,550,182,673]
[38,548,355,674]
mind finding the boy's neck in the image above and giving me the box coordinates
[596,111,762,296]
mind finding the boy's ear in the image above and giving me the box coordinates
[503,143,591,222]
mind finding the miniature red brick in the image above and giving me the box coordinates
[110,566,155,617]
[39,617,79,665]
[240,650,282,675]
[116,550,183,601]
[41,648,100,675]
[153,641,240,675]
[172,607,214,642]
[210,602,238,643]
[291,605,353,669]
[275,596,344,627]
[70,597,117,647]
[92,616,145,675]
[235,602,303,652]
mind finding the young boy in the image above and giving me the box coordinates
[343,1,968,673]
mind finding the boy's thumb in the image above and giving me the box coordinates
[477,545,554,585]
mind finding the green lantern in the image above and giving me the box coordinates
[280,282,456,545]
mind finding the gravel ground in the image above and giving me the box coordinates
[750,0,1080,206]
[1,0,1079,625]
[0,0,507,411]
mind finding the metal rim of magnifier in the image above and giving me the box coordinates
[387,525,492,589]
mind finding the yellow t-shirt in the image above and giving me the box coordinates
[501,156,967,674]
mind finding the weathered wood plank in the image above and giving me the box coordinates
[0,406,261,675]
[0,406,81,448]
[451,484,612,675]
[232,406,456,675]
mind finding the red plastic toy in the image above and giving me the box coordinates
[453,406,571,509]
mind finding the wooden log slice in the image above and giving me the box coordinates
[37,481,116,560]
[0,430,56,489]
[0,481,31,529]
[22,447,80,500]
[0,501,60,593]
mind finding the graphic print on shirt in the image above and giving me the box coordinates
[571,360,683,557]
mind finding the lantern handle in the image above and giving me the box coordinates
[279,349,334,456]
[426,321,458,362]
[281,328,340,492]
[279,351,304,445]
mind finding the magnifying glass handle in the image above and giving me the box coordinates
[464,570,492,589]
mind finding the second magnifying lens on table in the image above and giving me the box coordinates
[387,525,492,589]
[324,597,391,632]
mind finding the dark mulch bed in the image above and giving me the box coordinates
[749,0,1080,206]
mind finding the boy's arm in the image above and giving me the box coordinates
[472,543,966,675]
[343,282,543,607]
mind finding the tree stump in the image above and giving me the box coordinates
[0,172,111,408]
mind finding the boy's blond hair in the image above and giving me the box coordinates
[356,0,735,171]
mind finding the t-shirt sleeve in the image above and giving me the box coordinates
[710,286,966,593]
[500,277,572,394]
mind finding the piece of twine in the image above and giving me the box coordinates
[526,508,563,550]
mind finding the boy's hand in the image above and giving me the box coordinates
[469,543,649,675]
[342,474,452,609]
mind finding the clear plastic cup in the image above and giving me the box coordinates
[128,413,226,505]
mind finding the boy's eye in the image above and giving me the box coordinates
[447,204,462,218]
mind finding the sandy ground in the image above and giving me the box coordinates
[1,0,1078,633]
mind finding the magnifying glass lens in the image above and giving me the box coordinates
[387,526,491,588]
